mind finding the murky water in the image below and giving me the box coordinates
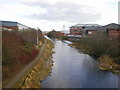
[41,39,118,88]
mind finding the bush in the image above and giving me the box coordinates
[73,36,119,64]
[2,29,44,82]
[47,30,61,38]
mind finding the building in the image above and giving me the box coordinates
[82,26,98,35]
[0,21,18,30]
[69,24,101,35]
[61,30,70,35]
[0,20,32,31]
[0,27,13,31]
[103,23,120,37]
[70,23,120,37]
[82,26,105,36]
[82,23,120,37]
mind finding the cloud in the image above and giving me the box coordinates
[0,0,118,31]
[22,1,101,23]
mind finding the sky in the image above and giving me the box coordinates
[0,0,119,31]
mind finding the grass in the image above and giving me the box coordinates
[70,35,120,74]
[18,39,54,88]
[13,41,45,88]
[2,30,45,88]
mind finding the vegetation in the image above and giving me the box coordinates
[70,35,120,73]
[2,29,45,86]
[47,30,60,38]
[18,39,54,88]
[47,30,65,39]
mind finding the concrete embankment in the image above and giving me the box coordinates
[18,39,54,88]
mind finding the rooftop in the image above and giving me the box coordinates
[82,26,102,31]
[70,24,101,28]
[0,20,18,23]
[103,23,120,29]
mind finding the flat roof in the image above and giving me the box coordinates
[0,20,18,23]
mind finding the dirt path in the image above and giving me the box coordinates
[4,40,47,88]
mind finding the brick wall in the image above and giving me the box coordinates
[108,29,120,36]
[70,28,82,35]
[87,30,96,35]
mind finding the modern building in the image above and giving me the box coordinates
[0,20,32,31]
[70,23,120,37]
[69,24,101,35]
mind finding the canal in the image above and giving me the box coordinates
[41,39,118,88]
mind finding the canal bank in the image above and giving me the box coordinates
[69,41,120,75]
[17,39,54,88]
[41,39,118,88]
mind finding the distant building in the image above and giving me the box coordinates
[0,20,32,30]
[58,33,65,35]
[61,30,70,35]
[70,23,120,37]
[82,27,98,35]
[0,27,13,31]
[103,23,120,36]
[82,26,105,36]
[69,24,101,35]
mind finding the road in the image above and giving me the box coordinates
[4,40,46,88]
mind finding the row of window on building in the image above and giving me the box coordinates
[69,23,120,37]
[0,20,34,31]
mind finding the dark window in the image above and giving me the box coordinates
[82,26,85,29]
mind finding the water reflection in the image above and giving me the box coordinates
[41,39,118,88]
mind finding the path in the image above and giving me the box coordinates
[4,40,46,88]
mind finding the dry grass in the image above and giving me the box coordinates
[19,39,54,88]
[70,36,120,74]
[2,30,45,87]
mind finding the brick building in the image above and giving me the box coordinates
[82,26,105,36]
[103,23,120,37]
[70,23,120,37]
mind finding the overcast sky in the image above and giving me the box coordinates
[0,0,119,31]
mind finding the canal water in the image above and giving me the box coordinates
[41,39,118,88]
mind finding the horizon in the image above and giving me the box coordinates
[1,20,119,31]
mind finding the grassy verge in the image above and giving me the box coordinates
[17,39,54,88]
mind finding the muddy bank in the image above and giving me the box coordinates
[18,39,54,88]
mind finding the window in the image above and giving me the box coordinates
[88,32,92,34]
